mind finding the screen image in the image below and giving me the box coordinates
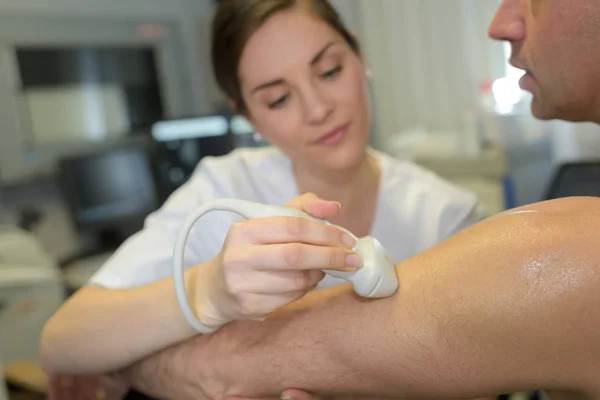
[62,147,158,227]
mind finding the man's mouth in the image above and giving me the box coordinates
[509,59,535,91]
[519,71,536,91]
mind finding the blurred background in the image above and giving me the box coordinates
[1,0,599,398]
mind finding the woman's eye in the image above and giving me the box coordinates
[268,94,289,109]
[321,65,342,79]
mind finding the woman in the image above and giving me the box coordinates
[41,0,483,387]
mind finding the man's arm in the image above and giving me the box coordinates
[112,335,208,400]
[190,197,600,400]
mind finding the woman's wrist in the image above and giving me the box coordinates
[184,261,228,331]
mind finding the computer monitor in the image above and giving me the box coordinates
[58,144,159,251]
[151,115,235,199]
[150,114,268,200]
[544,162,600,200]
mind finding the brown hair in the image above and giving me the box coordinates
[211,0,360,114]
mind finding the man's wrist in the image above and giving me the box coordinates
[200,316,321,398]
[114,336,210,400]
[199,283,395,399]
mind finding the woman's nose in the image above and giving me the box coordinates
[301,87,334,125]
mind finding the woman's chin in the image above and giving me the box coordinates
[320,144,367,171]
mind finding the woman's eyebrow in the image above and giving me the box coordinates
[251,41,338,94]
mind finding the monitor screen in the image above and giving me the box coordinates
[59,146,159,231]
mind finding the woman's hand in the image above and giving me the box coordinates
[190,193,361,328]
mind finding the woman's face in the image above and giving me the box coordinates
[238,8,371,172]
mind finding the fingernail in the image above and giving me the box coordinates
[281,396,295,400]
[346,253,362,269]
[342,232,357,248]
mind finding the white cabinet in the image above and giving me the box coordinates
[414,147,509,216]
[0,229,65,365]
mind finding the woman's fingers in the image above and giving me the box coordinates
[205,193,355,325]
[228,217,356,248]
[285,192,341,220]
[225,269,325,294]
[252,243,360,271]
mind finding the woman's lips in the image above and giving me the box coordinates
[314,124,350,146]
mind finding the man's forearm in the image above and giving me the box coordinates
[114,335,206,400]
[201,198,600,399]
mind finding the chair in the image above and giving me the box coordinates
[543,161,600,200]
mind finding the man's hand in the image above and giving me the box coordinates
[226,388,342,400]
[281,389,325,400]
[46,374,129,400]
[227,387,385,400]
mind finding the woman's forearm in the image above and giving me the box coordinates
[40,266,202,375]
[201,198,600,399]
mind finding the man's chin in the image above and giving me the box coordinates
[530,96,599,123]
[530,98,565,121]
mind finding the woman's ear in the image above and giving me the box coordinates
[229,99,253,121]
